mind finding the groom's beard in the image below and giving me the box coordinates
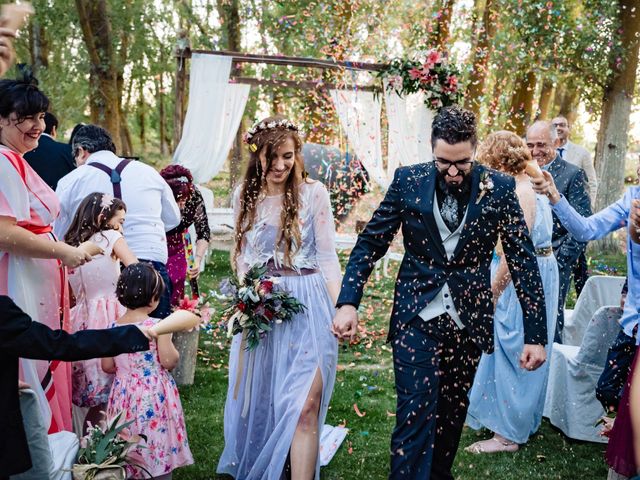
[437,168,472,198]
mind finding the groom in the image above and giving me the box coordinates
[332,106,548,479]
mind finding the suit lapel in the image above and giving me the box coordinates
[420,163,447,260]
[452,165,482,258]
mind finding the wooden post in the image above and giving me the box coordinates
[173,31,190,153]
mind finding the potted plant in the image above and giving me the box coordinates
[72,411,149,480]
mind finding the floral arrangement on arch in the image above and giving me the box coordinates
[379,49,463,110]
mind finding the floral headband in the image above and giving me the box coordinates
[243,119,300,153]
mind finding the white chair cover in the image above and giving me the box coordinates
[563,275,626,346]
[11,389,78,480]
[544,306,623,443]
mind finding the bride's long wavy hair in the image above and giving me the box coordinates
[233,116,307,269]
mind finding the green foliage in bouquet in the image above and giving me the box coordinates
[74,411,150,480]
[219,264,307,351]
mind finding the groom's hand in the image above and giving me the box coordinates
[520,344,546,371]
[332,305,358,342]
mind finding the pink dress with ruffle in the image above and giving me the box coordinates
[69,229,126,407]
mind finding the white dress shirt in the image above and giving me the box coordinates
[54,150,181,263]
[418,189,466,329]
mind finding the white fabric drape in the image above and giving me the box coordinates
[384,81,434,180]
[173,54,250,184]
[329,89,386,188]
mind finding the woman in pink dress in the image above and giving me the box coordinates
[0,78,92,432]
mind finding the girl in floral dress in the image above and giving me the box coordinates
[102,263,193,480]
[65,192,137,432]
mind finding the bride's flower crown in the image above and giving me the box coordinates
[243,119,300,152]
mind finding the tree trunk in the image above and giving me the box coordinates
[486,74,508,129]
[172,31,189,153]
[465,0,495,118]
[551,83,565,117]
[537,78,554,120]
[559,79,580,125]
[429,0,456,50]
[138,81,146,151]
[157,75,167,156]
[505,70,537,135]
[28,19,49,75]
[216,0,244,195]
[593,0,640,253]
[75,0,121,151]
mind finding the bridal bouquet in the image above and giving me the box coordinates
[219,264,306,351]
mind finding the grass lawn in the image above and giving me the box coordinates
[174,249,624,480]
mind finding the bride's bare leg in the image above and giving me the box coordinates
[290,368,323,480]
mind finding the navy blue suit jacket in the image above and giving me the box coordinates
[337,162,547,352]
[23,135,75,190]
[545,156,592,271]
[0,296,149,477]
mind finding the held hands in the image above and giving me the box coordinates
[520,344,546,371]
[331,305,358,342]
[530,171,561,204]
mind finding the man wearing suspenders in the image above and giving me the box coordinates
[54,125,181,318]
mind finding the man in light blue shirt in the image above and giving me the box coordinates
[531,171,639,343]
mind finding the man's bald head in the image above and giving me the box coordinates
[526,121,559,167]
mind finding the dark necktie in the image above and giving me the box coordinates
[441,193,459,232]
[557,147,565,159]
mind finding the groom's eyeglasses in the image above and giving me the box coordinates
[434,156,474,170]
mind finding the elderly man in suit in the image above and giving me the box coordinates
[0,295,153,479]
[526,120,592,342]
[333,106,547,480]
[23,112,75,190]
[553,115,597,297]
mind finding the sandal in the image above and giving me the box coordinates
[464,436,519,454]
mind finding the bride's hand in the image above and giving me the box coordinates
[331,305,358,342]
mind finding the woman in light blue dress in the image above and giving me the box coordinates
[217,116,341,479]
[465,131,559,453]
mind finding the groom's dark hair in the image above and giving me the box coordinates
[431,105,477,148]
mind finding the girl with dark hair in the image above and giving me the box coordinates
[159,164,210,305]
[64,192,137,432]
[102,263,194,479]
[0,78,93,434]
[217,117,341,479]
